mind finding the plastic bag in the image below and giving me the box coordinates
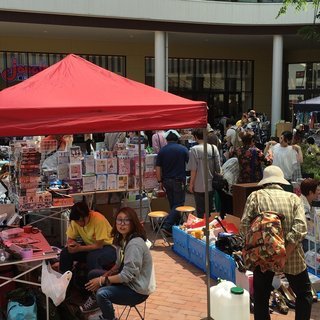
[41,261,72,306]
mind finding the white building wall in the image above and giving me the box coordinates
[0,0,315,26]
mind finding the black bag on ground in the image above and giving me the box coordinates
[215,233,243,255]
[35,289,61,320]
[214,216,243,255]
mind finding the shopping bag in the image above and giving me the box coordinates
[41,261,72,306]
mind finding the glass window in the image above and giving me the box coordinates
[179,58,193,91]
[168,58,179,91]
[5,52,28,86]
[49,53,67,65]
[144,56,253,119]
[107,56,125,75]
[27,53,49,78]
[288,63,306,90]
[195,59,211,90]
[145,57,154,87]
[313,62,320,89]
[242,61,253,92]
[0,52,126,91]
[212,60,225,90]
[242,92,253,113]
[0,52,7,90]
[227,60,241,92]
[289,94,304,107]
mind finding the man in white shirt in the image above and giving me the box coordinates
[264,131,301,183]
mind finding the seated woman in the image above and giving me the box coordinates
[80,207,155,319]
[59,200,116,273]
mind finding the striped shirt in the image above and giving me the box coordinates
[240,184,307,275]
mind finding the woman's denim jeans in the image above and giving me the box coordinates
[96,284,148,320]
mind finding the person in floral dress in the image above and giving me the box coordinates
[233,130,272,183]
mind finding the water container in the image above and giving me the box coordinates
[210,280,250,320]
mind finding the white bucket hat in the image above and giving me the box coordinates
[258,165,290,186]
[164,129,181,139]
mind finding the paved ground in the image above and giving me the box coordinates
[75,222,319,320]
[77,192,320,319]
[131,225,320,320]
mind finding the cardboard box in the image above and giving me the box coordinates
[150,197,170,213]
[224,214,241,231]
[276,122,292,138]
[232,183,261,218]
[95,203,120,225]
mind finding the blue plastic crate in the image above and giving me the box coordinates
[307,266,320,277]
[188,236,207,272]
[210,246,236,283]
[172,226,190,261]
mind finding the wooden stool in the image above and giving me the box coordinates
[175,206,195,224]
[148,211,170,247]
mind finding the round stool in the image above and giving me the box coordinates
[148,211,170,247]
[175,206,195,224]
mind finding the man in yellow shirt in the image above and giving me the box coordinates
[59,201,116,273]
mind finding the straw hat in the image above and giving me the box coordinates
[258,165,290,186]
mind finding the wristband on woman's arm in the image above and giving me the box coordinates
[104,276,111,286]
[99,276,110,286]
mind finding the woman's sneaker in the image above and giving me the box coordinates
[80,295,99,313]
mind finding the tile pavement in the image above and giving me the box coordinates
[124,227,319,320]
[80,222,319,320]
[83,191,319,319]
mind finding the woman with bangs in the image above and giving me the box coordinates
[80,207,155,320]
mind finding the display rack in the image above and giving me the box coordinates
[305,207,320,276]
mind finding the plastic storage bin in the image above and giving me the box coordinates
[172,226,190,261]
[210,246,236,283]
[188,235,207,271]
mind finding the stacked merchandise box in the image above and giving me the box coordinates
[172,226,190,261]
[10,141,52,211]
[305,208,320,277]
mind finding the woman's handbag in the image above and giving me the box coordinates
[212,172,228,191]
[210,144,228,191]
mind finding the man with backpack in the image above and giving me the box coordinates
[240,165,313,320]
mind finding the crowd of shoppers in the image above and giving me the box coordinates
[52,112,320,319]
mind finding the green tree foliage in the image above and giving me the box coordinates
[278,0,320,41]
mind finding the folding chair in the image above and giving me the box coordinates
[118,299,147,320]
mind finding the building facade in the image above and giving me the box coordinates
[1,0,320,134]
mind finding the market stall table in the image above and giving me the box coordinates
[0,229,58,320]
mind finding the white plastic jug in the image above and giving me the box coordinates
[210,280,250,320]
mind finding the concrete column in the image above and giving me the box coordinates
[154,31,168,91]
[271,35,283,136]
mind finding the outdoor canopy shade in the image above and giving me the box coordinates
[294,96,320,112]
[0,54,207,137]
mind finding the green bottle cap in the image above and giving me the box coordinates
[231,287,244,295]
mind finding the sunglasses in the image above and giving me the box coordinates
[116,218,132,225]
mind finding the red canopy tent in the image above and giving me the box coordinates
[0,54,207,137]
[0,54,213,319]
